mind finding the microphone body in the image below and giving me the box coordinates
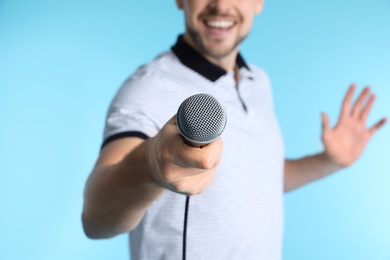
[176,93,227,260]
[176,93,227,147]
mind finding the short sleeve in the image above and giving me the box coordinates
[102,64,168,148]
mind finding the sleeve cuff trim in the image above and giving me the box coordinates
[101,131,150,149]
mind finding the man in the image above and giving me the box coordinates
[82,0,387,259]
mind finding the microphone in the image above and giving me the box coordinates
[177,93,227,260]
[176,93,227,147]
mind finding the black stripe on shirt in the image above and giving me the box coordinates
[101,131,149,150]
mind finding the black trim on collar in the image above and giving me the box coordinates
[101,131,149,150]
[171,35,250,82]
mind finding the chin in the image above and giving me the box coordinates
[202,43,237,58]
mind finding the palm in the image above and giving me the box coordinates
[321,85,386,168]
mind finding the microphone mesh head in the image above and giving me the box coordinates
[177,93,227,145]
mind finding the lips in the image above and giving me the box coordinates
[205,20,235,29]
[199,14,239,39]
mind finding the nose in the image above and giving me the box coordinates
[208,0,231,14]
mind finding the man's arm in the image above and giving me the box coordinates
[82,137,164,239]
[284,153,340,192]
[284,85,386,192]
[82,116,223,239]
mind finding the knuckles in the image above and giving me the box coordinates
[171,182,187,193]
[160,165,178,183]
[196,154,218,170]
[151,129,221,195]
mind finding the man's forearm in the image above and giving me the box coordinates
[284,152,343,192]
[82,140,165,239]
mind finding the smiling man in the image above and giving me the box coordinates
[179,0,263,70]
[82,0,386,259]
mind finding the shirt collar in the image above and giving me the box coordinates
[171,35,250,82]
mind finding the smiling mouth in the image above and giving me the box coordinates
[204,20,235,29]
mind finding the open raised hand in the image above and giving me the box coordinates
[321,84,387,168]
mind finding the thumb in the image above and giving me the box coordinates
[166,114,178,126]
[321,112,331,133]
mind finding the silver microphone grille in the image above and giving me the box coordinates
[177,93,227,146]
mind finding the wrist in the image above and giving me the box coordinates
[320,151,344,172]
[120,139,165,191]
[144,138,166,188]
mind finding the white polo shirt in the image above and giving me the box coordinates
[103,36,285,260]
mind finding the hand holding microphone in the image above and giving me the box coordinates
[147,94,227,195]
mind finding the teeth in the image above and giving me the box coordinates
[206,20,234,29]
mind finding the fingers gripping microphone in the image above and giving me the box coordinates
[176,93,227,147]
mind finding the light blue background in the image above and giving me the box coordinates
[0,0,389,259]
